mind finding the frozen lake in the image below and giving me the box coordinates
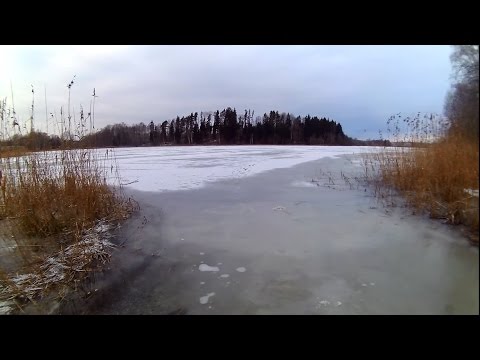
[56,146,478,315]
[113,145,378,192]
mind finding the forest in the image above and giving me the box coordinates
[1,107,392,151]
[81,108,371,148]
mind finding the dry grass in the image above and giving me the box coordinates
[1,148,133,236]
[0,147,138,310]
[0,82,140,313]
[0,146,30,159]
[363,114,479,244]
[0,220,116,305]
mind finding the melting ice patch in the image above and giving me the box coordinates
[199,264,220,272]
[200,292,215,305]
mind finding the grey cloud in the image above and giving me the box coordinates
[1,45,452,139]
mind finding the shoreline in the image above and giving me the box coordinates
[2,152,478,314]
[56,154,479,315]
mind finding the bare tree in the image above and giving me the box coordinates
[445,45,479,140]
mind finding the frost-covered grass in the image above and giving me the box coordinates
[0,220,116,305]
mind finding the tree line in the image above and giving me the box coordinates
[80,108,362,148]
[0,108,393,151]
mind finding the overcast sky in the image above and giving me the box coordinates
[0,45,452,140]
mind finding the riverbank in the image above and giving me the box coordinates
[0,147,137,314]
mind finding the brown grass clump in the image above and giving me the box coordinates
[0,146,30,159]
[0,147,138,307]
[363,113,479,244]
[0,81,139,312]
[1,148,131,236]
[0,147,138,310]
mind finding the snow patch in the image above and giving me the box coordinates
[291,181,318,188]
[0,300,14,315]
[464,189,479,197]
[199,264,219,272]
[236,267,246,273]
[2,220,115,300]
[199,292,215,305]
[219,274,230,278]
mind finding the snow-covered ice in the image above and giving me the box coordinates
[109,145,373,192]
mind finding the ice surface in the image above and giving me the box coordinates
[199,264,220,272]
[199,292,215,304]
[109,145,374,192]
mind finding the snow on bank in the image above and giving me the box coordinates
[111,146,377,193]
[1,220,116,303]
[0,300,14,314]
[464,189,479,197]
